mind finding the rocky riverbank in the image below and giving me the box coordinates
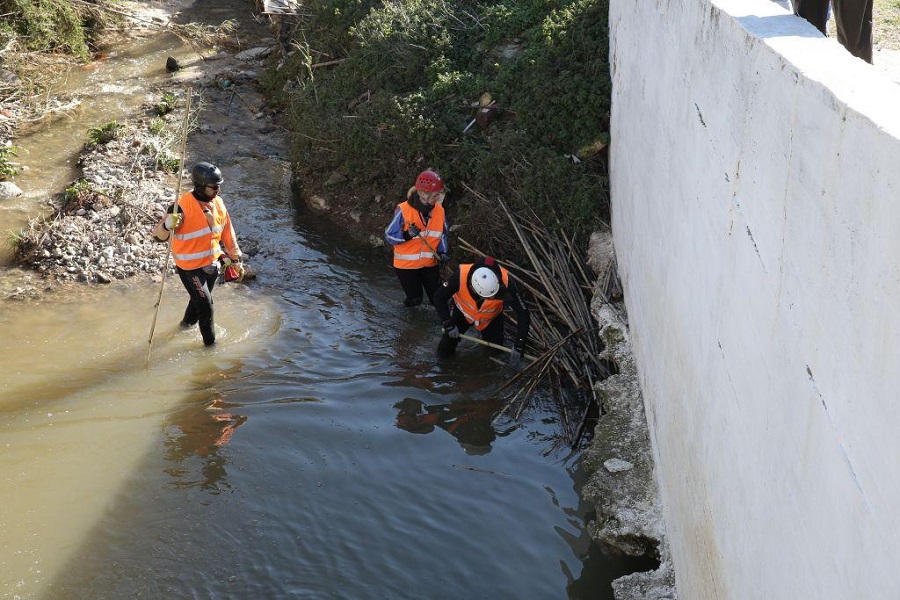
[0,0,275,298]
[584,231,677,599]
[5,32,277,300]
[13,119,176,287]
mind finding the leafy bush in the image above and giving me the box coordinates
[495,0,611,153]
[86,121,123,149]
[263,0,611,252]
[148,117,168,136]
[0,0,92,57]
[155,152,180,173]
[64,178,92,205]
[153,92,178,116]
[0,142,19,181]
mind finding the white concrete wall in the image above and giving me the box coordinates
[609,0,900,597]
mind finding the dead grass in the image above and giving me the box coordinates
[875,0,900,50]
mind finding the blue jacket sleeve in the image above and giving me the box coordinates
[385,207,406,246]
[437,218,449,254]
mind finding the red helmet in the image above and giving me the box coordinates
[415,170,444,193]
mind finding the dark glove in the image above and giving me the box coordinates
[508,340,526,367]
[442,320,459,339]
[507,348,522,367]
[407,223,421,238]
[438,252,450,266]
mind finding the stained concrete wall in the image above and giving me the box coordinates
[609,0,900,597]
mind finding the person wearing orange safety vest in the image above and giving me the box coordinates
[384,169,450,307]
[433,256,530,366]
[153,162,244,346]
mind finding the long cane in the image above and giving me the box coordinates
[458,333,537,362]
[146,90,192,368]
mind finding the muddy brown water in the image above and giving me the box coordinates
[0,2,655,598]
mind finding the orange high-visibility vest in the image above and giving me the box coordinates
[392,201,445,269]
[453,263,510,330]
[170,192,239,270]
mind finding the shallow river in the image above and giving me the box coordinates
[0,2,651,598]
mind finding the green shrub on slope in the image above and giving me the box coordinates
[0,0,93,57]
[264,0,611,250]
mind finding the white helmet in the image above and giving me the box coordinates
[471,267,500,298]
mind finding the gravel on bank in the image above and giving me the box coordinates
[13,110,184,286]
[8,51,276,296]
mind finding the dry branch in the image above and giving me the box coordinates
[458,183,612,447]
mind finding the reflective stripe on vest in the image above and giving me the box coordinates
[170,192,227,270]
[452,264,510,331]
[175,227,213,241]
[393,201,445,269]
[395,251,435,261]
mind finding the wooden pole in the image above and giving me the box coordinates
[458,333,537,362]
[146,89,192,368]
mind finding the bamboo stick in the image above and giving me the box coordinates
[458,333,538,362]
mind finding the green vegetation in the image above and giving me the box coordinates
[262,0,610,256]
[155,151,180,173]
[0,1,121,141]
[0,0,115,58]
[86,121,123,149]
[63,178,92,204]
[153,92,178,117]
[0,142,19,180]
[5,229,22,249]
[148,117,168,136]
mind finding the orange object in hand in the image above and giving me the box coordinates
[223,264,239,282]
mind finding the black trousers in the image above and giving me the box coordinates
[394,266,441,306]
[437,308,505,358]
[177,264,218,346]
[794,0,873,63]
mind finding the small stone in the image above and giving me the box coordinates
[308,195,328,211]
[324,171,346,186]
[235,47,273,61]
[0,181,23,200]
[603,458,634,473]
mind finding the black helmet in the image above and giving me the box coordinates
[191,162,223,187]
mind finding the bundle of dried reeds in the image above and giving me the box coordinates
[459,185,612,448]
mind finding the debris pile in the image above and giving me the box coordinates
[457,187,614,450]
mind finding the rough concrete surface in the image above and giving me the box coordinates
[583,230,676,600]
[874,49,900,85]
